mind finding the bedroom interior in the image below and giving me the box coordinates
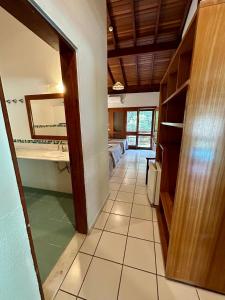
[0,0,225,300]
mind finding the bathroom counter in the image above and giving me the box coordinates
[16,148,69,162]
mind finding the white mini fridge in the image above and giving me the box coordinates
[147,161,161,206]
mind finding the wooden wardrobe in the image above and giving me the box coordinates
[156,0,225,294]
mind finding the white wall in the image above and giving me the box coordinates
[108,92,159,108]
[32,0,108,229]
[0,104,40,299]
[0,7,63,140]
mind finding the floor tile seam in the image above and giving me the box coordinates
[116,188,134,299]
[55,234,89,299]
[76,251,159,277]
[59,289,87,300]
[102,228,156,243]
[76,208,112,297]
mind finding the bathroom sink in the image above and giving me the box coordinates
[42,151,67,159]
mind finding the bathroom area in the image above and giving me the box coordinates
[0,7,75,282]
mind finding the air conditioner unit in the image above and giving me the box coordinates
[108,94,125,105]
[147,161,161,206]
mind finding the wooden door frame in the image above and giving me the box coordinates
[0,0,88,298]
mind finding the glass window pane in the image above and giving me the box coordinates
[126,111,137,132]
[138,136,151,148]
[127,135,136,146]
[138,111,152,133]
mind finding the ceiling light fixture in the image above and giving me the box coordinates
[109,26,114,32]
[112,82,125,91]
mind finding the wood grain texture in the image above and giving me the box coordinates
[107,0,192,92]
[166,2,225,294]
[60,44,88,234]
[200,0,225,7]
[25,93,67,140]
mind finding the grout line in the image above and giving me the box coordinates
[76,195,114,298]
[196,289,201,300]
[59,289,87,300]
[53,234,88,300]
[153,210,160,300]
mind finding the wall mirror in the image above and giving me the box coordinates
[25,93,67,140]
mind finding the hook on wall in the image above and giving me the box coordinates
[6,100,11,104]
[12,99,17,103]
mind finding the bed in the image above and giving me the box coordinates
[108,139,128,154]
[108,143,123,167]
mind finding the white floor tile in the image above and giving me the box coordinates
[111,201,132,216]
[110,176,123,183]
[95,231,127,263]
[113,169,126,177]
[135,186,147,195]
[108,190,118,200]
[153,221,160,243]
[133,194,150,206]
[61,253,92,296]
[131,204,152,220]
[79,257,122,300]
[122,178,136,185]
[158,276,199,300]
[94,212,109,230]
[152,208,158,221]
[124,237,156,273]
[80,229,102,255]
[105,214,130,235]
[109,182,121,191]
[55,291,77,300]
[197,289,225,300]
[124,171,137,179]
[116,191,134,203]
[136,179,146,187]
[120,183,135,193]
[128,218,154,241]
[118,266,158,300]
[155,243,165,276]
[103,200,114,213]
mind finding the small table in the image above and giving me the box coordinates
[145,157,156,185]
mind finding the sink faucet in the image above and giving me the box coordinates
[58,141,67,152]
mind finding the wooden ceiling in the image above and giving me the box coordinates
[107,0,193,94]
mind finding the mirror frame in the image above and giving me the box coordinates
[25,93,67,140]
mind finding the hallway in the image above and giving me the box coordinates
[53,150,223,300]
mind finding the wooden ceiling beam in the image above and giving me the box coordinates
[154,0,162,44]
[107,0,117,49]
[108,84,160,94]
[178,0,193,38]
[130,0,137,46]
[108,64,115,84]
[119,58,127,86]
[108,41,178,58]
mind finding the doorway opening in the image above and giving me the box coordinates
[0,0,87,297]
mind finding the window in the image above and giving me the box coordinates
[127,135,136,146]
[138,136,151,148]
[126,111,137,132]
[126,109,154,149]
[138,110,153,133]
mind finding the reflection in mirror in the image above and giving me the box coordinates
[25,93,67,140]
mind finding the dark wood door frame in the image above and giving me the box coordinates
[0,0,88,298]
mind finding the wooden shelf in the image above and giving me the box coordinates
[162,80,189,105]
[161,122,183,128]
[160,192,174,232]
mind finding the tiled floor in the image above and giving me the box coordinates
[53,150,225,300]
[24,187,75,282]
